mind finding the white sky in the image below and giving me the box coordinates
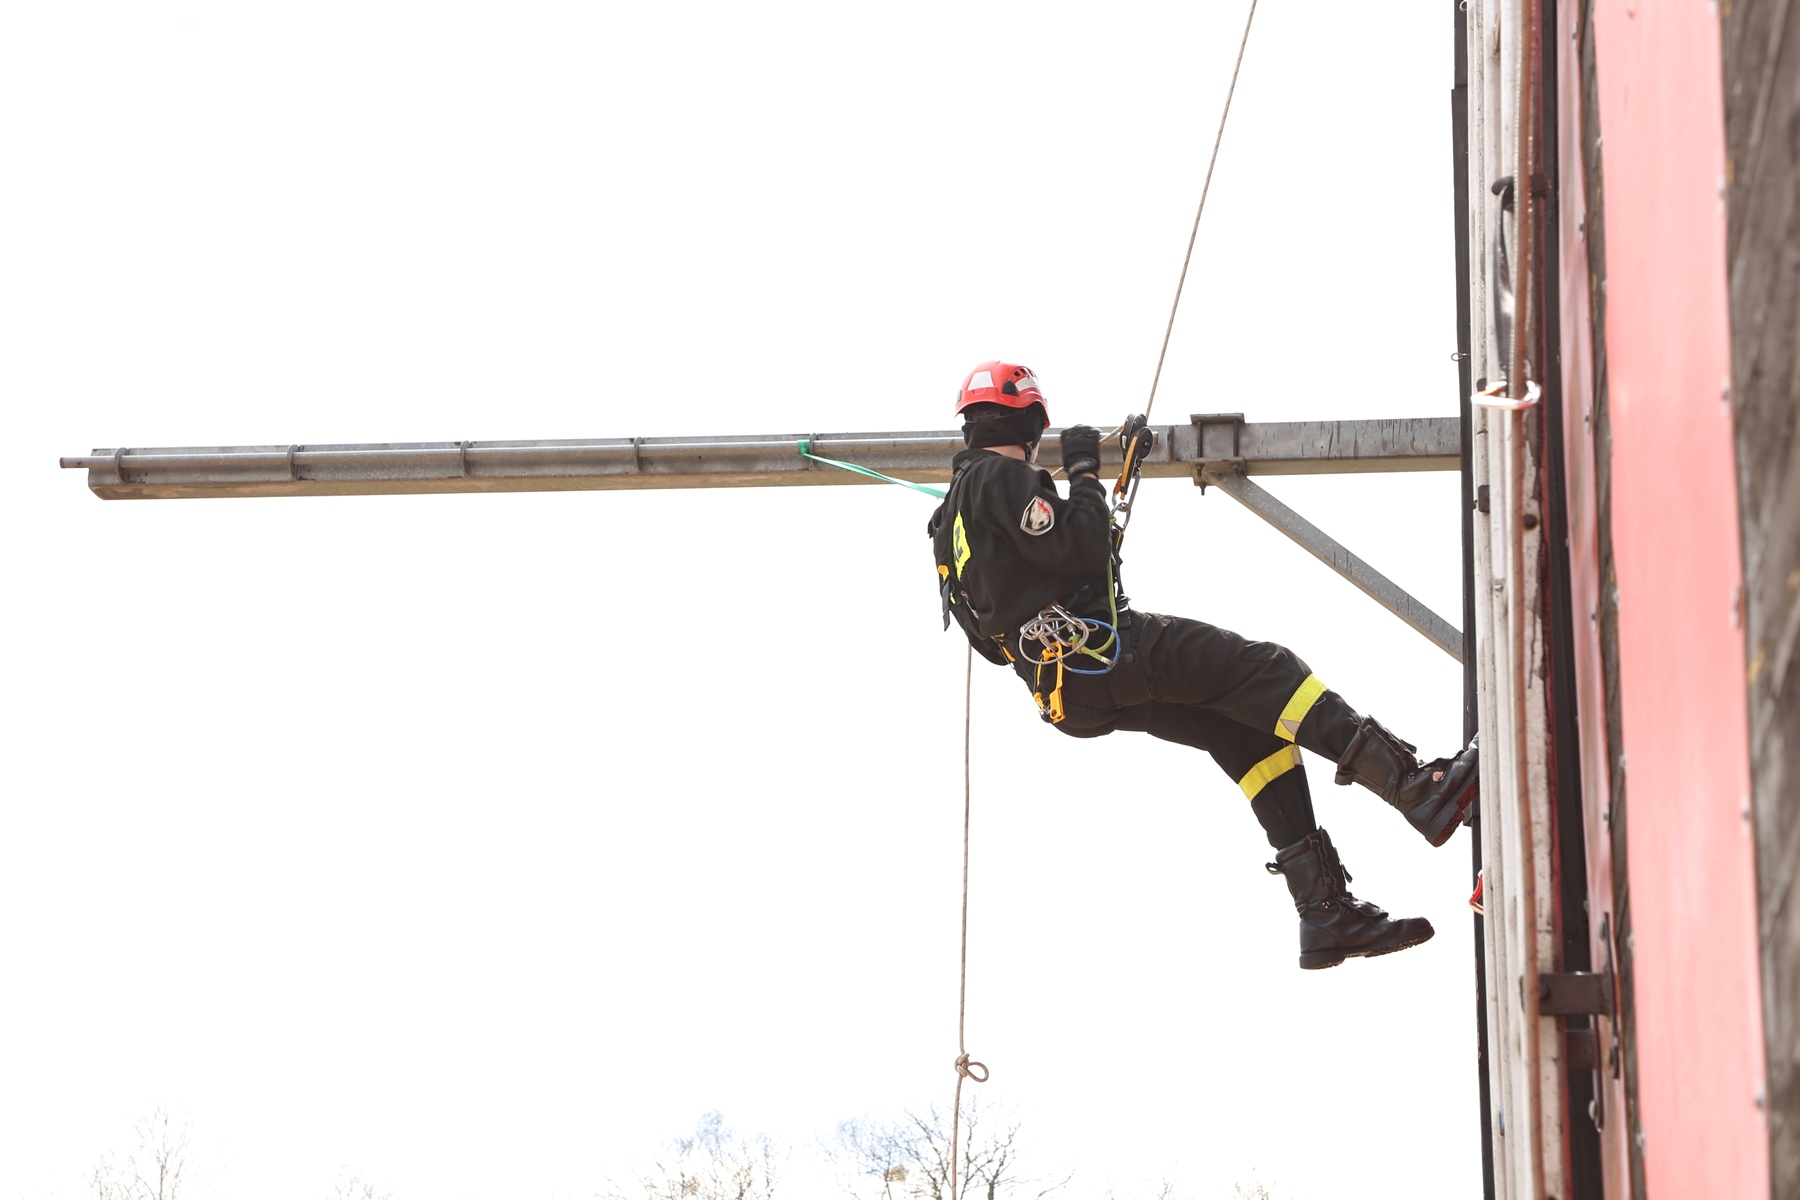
[3,3,1479,1198]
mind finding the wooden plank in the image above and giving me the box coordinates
[1723,2,1800,1195]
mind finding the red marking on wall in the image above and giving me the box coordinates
[1590,2,1768,1195]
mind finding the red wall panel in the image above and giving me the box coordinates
[1590,3,1768,1195]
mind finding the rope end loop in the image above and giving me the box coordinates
[953,1052,990,1083]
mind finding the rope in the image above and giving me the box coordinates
[792,437,980,1196]
[797,440,946,498]
[793,435,977,1195]
[1141,0,1259,426]
[943,15,1259,1179]
[949,644,987,1200]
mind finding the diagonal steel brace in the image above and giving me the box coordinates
[1198,463,1464,663]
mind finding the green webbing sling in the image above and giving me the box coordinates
[796,440,946,499]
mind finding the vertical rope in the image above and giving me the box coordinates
[943,12,1259,1193]
[1142,0,1259,426]
[949,644,987,1200]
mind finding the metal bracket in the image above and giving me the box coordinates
[1542,963,1619,1132]
[1190,412,1246,491]
[1193,462,1465,662]
[1538,970,1614,1016]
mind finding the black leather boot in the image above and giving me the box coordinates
[1334,716,1479,847]
[1268,828,1434,970]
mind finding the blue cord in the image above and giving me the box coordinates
[1026,618,1122,675]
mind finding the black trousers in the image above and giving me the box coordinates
[1011,610,1361,848]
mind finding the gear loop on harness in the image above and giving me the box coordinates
[1023,603,1123,725]
[1018,605,1117,674]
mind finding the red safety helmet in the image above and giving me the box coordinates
[955,361,1049,429]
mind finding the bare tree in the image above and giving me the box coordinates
[830,1102,1066,1200]
[601,1111,781,1200]
[326,1170,393,1200]
[1097,1181,1275,1200]
[1096,1184,1183,1200]
[90,1109,188,1200]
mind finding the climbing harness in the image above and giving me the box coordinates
[1019,602,1119,725]
[1020,550,1124,724]
[1019,605,1118,672]
[1019,408,1157,724]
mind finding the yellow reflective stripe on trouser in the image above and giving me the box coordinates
[1239,745,1304,801]
[1274,673,1328,742]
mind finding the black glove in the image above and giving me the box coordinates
[1060,424,1102,479]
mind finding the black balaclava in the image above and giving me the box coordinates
[961,402,1048,455]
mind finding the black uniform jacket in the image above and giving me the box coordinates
[927,448,1114,665]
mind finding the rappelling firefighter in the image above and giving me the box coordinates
[928,362,1479,969]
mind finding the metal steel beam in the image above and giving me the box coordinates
[1200,465,1465,663]
[56,412,1464,660]
[59,416,1460,500]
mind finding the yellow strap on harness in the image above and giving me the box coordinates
[1239,744,1304,801]
[1274,673,1328,742]
[1033,647,1067,725]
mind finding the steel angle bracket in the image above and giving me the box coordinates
[1195,445,1465,663]
[1191,412,1248,488]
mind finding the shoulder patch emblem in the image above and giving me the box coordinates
[1020,496,1055,536]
